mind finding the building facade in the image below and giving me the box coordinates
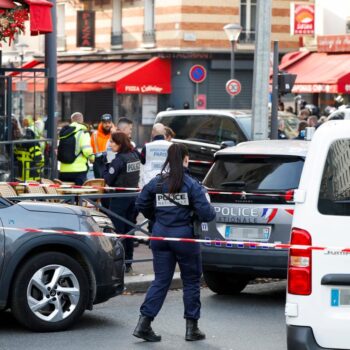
[2,0,308,145]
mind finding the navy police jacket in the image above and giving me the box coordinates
[103,150,140,188]
[135,169,216,228]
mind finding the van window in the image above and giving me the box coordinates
[204,155,304,191]
[159,115,245,145]
[318,139,350,215]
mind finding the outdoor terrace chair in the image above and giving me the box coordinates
[0,183,17,198]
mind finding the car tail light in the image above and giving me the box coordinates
[284,190,295,203]
[288,227,312,295]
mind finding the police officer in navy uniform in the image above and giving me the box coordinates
[103,131,140,273]
[133,143,216,342]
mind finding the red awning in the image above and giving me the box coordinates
[0,0,15,9]
[280,51,350,93]
[24,0,53,35]
[13,57,172,94]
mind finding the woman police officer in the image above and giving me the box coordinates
[133,143,216,342]
[103,131,140,273]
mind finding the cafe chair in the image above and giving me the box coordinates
[41,178,58,195]
[26,181,47,195]
[82,178,105,208]
[0,183,18,198]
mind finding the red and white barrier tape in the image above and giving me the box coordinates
[2,182,140,192]
[207,189,294,200]
[2,182,295,199]
[3,226,347,252]
[189,160,213,165]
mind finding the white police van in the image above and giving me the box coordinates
[286,120,350,349]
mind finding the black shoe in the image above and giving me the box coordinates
[133,240,140,247]
[133,315,161,342]
[125,265,133,274]
[185,319,205,341]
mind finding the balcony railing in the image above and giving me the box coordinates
[240,30,255,44]
[142,30,156,48]
[111,32,123,49]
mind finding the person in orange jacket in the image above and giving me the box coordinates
[91,113,114,178]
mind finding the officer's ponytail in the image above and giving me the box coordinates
[161,143,189,194]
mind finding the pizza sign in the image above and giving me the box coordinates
[291,3,315,36]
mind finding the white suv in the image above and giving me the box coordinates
[286,120,350,349]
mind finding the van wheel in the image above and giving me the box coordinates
[11,252,89,332]
[203,271,250,295]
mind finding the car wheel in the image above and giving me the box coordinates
[11,252,89,332]
[203,271,250,295]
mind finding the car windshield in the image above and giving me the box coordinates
[236,116,252,139]
[158,114,246,145]
[204,155,304,191]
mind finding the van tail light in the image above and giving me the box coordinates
[284,190,295,203]
[288,227,312,295]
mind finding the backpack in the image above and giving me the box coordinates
[57,125,81,164]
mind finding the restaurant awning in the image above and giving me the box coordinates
[14,57,172,94]
[280,51,350,93]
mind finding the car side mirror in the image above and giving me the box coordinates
[220,141,236,149]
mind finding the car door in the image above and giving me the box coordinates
[290,123,350,349]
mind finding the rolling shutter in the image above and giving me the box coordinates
[207,70,253,109]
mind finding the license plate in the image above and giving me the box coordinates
[225,225,271,241]
[331,289,350,307]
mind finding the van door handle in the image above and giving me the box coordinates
[200,147,206,151]
[321,274,350,286]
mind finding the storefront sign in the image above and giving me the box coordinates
[77,10,95,48]
[318,35,350,53]
[292,84,337,94]
[122,85,164,94]
[290,3,315,35]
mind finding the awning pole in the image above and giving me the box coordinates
[45,0,58,179]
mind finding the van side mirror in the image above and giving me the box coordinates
[220,141,236,149]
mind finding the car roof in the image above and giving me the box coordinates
[156,109,252,119]
[216,140,310,157]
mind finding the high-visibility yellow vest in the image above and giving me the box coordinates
[59,122,93,173]
[14,143,44,181]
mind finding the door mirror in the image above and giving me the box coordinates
[220,140,236,149]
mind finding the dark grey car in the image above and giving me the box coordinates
[0,198,124,331]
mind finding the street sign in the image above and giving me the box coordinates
[189,65,207,83]
[226,79,241,96]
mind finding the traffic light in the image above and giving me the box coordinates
[278,73,297,94]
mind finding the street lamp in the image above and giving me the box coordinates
[15,42,29,123]
[223,23,242,108]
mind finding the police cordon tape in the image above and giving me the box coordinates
[188,160,213,165]
[2,182,141,192]
[1,182,295,199]
[2,226,346,252]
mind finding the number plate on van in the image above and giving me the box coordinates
[331,289,350,307]
[225,225,271,241]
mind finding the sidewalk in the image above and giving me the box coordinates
[124,241,183,293]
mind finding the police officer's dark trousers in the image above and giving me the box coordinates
[109,196,137,267]
[140,223,202,320]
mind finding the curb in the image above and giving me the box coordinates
[124,272,183,293]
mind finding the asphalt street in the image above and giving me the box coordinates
[0,281,287,350]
